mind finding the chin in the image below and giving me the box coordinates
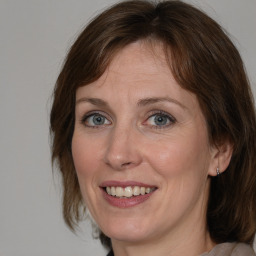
[107,229,150,244]
[100,218,152,243]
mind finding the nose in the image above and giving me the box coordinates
[103,125,142,171]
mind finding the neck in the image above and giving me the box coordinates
[111,225,215,256]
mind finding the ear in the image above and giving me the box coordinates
[208,140,233,177]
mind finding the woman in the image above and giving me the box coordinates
[50,1,256,255]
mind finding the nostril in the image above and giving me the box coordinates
[121,162,132,167]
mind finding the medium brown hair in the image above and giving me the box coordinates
[50,0,256,248]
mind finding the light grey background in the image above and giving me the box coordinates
[0,1,255,255]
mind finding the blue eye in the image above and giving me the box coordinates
[82,113,111,127]
[153,115,169,125]
[146,112,175,128]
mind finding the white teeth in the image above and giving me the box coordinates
[110,187,116,196]
[115,187,124,197]
[145,187,151,193]
[106,187,111,194]
[133,186,140,196]
[105,186,155,198]
[124,186,133,197]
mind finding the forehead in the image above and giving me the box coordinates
[104,41,172,85]
[77,41,199,109]
[78,42,178,95]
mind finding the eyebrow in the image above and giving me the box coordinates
[76,97,109,107]
[76,96,186,109]
[137,97,187,109]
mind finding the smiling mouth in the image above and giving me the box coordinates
[104,186,157,198]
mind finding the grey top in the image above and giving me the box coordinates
[107,242,255,256]
[200,243,255,256]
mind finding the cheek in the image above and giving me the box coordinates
[71,134,105,211]
[144,129,211,180]
[145,134,211,212]
[71,134,103,182]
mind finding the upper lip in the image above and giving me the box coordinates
[100,180,157,188]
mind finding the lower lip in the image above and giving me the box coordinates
[102,189,155,208]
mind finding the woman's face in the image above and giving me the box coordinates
[72,42,217,244]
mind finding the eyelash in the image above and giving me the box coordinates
[145,110,176,129]
[80,111,111,129]
[80,110,176,129]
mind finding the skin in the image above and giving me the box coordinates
[72,41,232,256]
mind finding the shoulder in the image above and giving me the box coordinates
[201,242,256,256]
[232,243,256,256]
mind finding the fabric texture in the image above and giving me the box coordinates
[107,243,255,256]
[200,243,255,256]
